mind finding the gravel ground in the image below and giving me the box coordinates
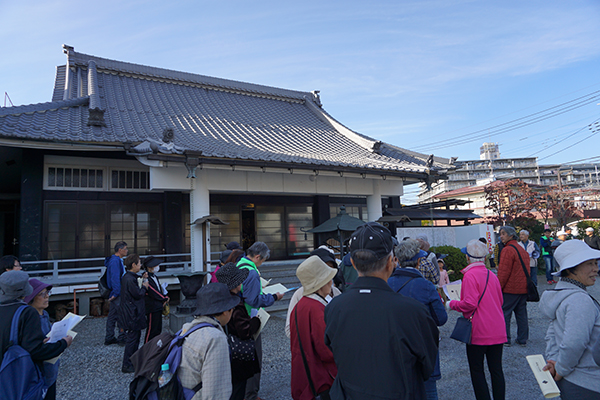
[56,277,599,399]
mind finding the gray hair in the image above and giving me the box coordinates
[519,230,529,236]
[395,239,420,268]
[351,250,392,274]
[499,226,518,241]
[247,242,270,260]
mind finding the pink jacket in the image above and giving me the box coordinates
[450,262,506,346]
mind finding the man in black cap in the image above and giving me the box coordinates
[324,222,438,400]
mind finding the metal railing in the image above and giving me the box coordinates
[21,253,196,286]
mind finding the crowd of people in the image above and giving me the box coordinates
[1,223,600,400]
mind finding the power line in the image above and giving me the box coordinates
[410,90,600,152]
[525,121,595,158]
[538,122,600,162]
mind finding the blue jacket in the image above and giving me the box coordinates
[238,258,275,314]
[388,267,447,381]
[388,267,447,327]
[105,255,125,298]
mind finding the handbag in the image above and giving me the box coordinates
[294,309,331,400]
[508,245,540,302]
[227,332,255,362]
[162,301,170,316]
[450,271,489,344]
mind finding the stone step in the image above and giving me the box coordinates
[259,260,301,314]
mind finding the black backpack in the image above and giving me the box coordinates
[98,269,111,299]
[129,322,215,400]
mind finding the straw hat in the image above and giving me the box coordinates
[296,255,338,296]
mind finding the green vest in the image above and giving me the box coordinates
[237,258,262,315]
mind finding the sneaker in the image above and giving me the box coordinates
[516,341,527,347]
[547,280,555,285]
[104,338,118,346]
[503,342,511,347]
[122,366,135,373]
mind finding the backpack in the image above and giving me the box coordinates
[98,269,111,299]
[129,322,215,400]
[0,305,46,400]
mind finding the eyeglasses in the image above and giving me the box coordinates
[38,290,52,298]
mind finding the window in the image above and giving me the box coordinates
[45,158,151,192]
[44,201,163,260]
[47,167,103,189]
[111,169,149,190]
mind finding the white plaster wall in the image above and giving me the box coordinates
[150,166,404,196]
[396,224,496,250]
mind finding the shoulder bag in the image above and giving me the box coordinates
[225,326,255,362]
[450,271,489,344]
[294,309,331,400]
[508,244,540,302]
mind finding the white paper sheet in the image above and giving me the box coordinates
[442,280,462,301]
[262,283,288,295]
[526,355,561,398]
[47,312,85,343]
[253,308,270,340]
[260,277,272,288]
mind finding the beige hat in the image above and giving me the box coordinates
[296,255,338,296]
[461,239,489,259]
[552,240,600,276]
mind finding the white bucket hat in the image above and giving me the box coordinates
[552,240,600,276]
[296,255,338,296]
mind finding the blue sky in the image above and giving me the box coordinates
[2,1,600,201]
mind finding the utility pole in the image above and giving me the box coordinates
[557,169,562,190]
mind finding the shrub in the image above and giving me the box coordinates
[576,220,600,239]
[430,245,468,277]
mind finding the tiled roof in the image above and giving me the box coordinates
[0,45,449,177]
[433,185,485,198]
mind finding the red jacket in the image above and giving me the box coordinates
[290,296,337,400]
[497,239,531,294]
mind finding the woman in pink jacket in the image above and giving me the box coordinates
[449,239,507,400]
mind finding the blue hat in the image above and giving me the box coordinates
[193,282,240,316]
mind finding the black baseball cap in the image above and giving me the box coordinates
[349,222,394,260]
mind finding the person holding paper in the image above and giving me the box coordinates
[290,256,338,400]
[0,271,72,393]
[236,241,283,400]
[119,254,149,373]
[448,239,506,400]
[540,240,600,399]
[23,279,60,400]
[142,256,168,343]
[216,262,261,400]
